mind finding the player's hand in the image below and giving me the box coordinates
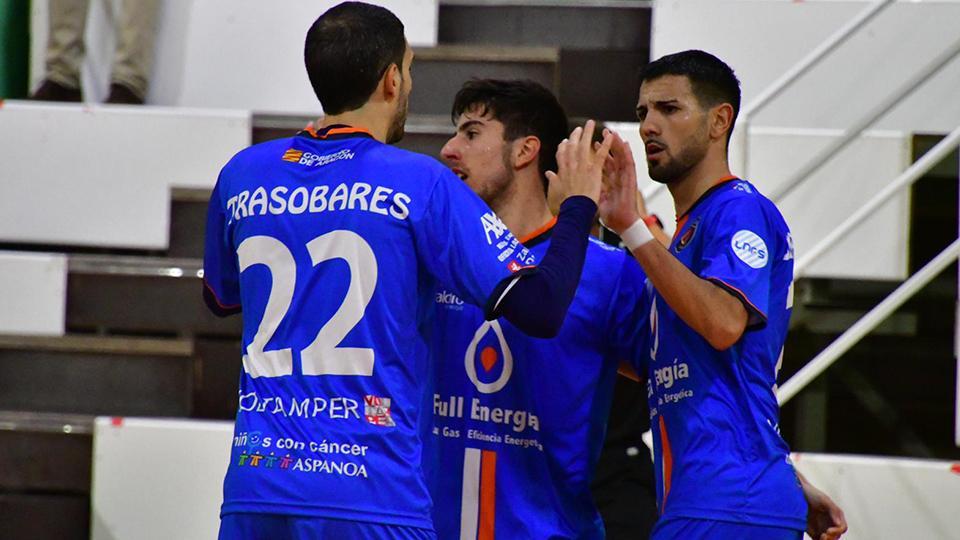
[545,120,612,215]
[598,131,642,234]
[801,476,847,540]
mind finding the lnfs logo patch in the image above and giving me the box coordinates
[731,229,768,269]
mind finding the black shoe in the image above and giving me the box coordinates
[105,83,144,105]
[31,79,82,102]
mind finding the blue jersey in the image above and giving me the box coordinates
[429,228,650,539]
[637,178,807,530]
[203,126,534,530]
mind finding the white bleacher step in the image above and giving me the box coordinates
[0,250,67,336]
[0,102,250,250]
[31,0,438,112]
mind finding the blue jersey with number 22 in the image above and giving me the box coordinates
[203,126,532,530]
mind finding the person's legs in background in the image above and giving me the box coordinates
[106,0,159,104]
[33,0,89,101]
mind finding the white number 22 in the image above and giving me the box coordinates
[236,230,377,378]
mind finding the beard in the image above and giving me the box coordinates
[473,146,516,210]
[647,123,710,184]
[386,85,409,144]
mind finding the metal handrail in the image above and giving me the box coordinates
[795,125,960,276]
[778,238,960,405]
[739,0,895,177]
[644,0,896,209]
[769,36,960,202]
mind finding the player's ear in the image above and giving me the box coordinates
[381,62,402,102]
[513,136,541,171]
[710,103,734,142]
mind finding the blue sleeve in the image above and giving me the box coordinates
[412,169,596,338]
[699,198,774,327]
[202,177,242,317]
[411,168,531,308]
[488,196,597,337]
[606,255,652,375]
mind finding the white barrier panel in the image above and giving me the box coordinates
[0,102,249,249]
[0,251,67,336]
[793,452,960,540]
[750,127,910,280]
[90,418,960,540]
[91,417,233,540]
[652,0,960,134]
[30,0,438,114]
[606,123,910,280]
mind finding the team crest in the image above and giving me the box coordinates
[675,217,700,252]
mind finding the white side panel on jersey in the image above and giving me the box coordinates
[30,0,438,113]
[91,417,233,540]
[0,251,66,336]
[793,453,960,540]
[460,447,481,540]
[0,102,249,249]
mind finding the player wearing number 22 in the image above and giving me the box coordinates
[201,3,607,539]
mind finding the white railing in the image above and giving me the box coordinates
[739,0,895,178]
[794,125,960,276]
[642,0,897,208]
[779,238,960,405]
[769,36,960,201]
[714,2,960,425]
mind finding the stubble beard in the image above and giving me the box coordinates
[478,146,516,212]
[386,87,409,144]
[648,123,711,184]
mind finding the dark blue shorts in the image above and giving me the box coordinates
[652,517,803,540]
[219,513,436,540]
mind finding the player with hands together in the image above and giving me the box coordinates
[546,119,613,216]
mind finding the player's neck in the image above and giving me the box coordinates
[490,177,553,243]
[317,109,391,143]
[668,152,732,218]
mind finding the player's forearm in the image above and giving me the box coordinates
[630,241,747,350]
[488,196,596,338]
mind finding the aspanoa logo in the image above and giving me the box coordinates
[731,229,768,269]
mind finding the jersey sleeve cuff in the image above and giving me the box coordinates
[706,277,767,329]
[483,266,537,320]
[203,279,242,317]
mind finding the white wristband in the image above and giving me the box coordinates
[620,218,655,250]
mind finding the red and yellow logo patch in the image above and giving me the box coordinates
[282,149,303,163]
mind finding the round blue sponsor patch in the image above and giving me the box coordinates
[731,230,768,269]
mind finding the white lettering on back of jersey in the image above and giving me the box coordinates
[227,182,412,224]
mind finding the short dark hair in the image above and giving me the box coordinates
[451,79,568,192]
[304,2,406,115]
[639,50,741,145]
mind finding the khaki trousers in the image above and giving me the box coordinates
[44,0,159,98]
